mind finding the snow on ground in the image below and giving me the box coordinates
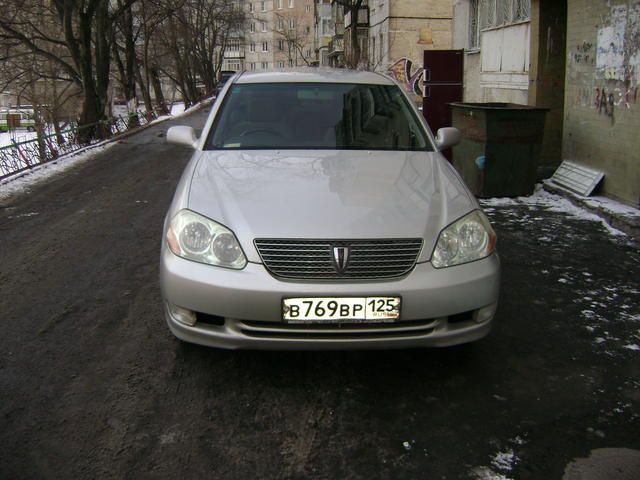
[0,142,117,202]
[480,185,628,237]
[471,448,519,480]
[482,185,640,359]
[0,130,39,147]
[0,101,198,200]
[542,180,640,220]
[1,103,188,149]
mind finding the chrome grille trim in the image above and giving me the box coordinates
[235,318,438,340]
[254,238,423,280]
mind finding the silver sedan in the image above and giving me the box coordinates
[160,68,500,350]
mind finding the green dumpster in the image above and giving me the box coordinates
[449,102,549,198]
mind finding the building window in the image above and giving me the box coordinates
[288,59,293,67]
[261,21,267,31]
[288,0,294,8]
[250,42,255,52]
[289,18,295,28]
[371,36,375,64]
[250,22,255,32]
[321,18,331,36]
[305,4,310,12]
[261,61,268,69]
[469,0,480,49]
[261,1,265,11]
[305,25,310,34]
[480,0,530,29]
[249,2,254,12]
[250,62,256,70]
[278,61,285,68]
[513,0,531,21]
[277,0,282,9]
[278,39,285,50]
[262,41,269,51]
[278,17,284,29]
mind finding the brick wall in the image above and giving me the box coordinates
[564,0,640,207]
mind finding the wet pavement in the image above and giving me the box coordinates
[0,108,638,479]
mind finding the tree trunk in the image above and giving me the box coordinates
[135,61,154,120]
[150,65,169,115]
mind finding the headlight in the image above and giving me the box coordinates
[431,210,496,268]
[166,210,247,269]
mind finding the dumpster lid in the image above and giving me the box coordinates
[449,102,549,111]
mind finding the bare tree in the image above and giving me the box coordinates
[273,11,314,66]
[333,0,364,68]
[0,0,138,141]
[154,0,244,106]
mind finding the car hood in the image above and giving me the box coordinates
[188,150,477,263]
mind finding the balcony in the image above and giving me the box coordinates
[328,35,343,57]
[344,6,369,28]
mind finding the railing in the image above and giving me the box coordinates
[0,108,167,181]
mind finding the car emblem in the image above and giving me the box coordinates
[332,246,350,273]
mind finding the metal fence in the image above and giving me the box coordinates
[0,109,166,181]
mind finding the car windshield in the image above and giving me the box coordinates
[205,82,432,151]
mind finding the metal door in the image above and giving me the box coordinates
[422,50,464,147]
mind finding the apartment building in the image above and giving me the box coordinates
[314,0,334,67]
[238,0,315,71]
[453,0,638,207]
[368,0,453,73]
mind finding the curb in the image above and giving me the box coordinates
[0,98,214,188]
[542,181,640,244]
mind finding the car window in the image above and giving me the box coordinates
[205,82,432,151]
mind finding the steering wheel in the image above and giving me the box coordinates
[238,127,281,138]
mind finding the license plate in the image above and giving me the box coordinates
[283,297,401,323]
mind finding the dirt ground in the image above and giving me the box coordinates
[1,108,638,479]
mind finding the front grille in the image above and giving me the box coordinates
[254,239,423,280]
[236,318,438,340]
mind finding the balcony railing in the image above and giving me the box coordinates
[328,35,344,56]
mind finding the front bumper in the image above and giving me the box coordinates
[159,246,500,350]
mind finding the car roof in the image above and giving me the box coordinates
[235,67,395,85]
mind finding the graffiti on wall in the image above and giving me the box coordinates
[572,41,594,65]
[387,58,424,96]
[570,1,640,123]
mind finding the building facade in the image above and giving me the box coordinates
[453,0,639,207]
[222,0,316,72]
[369,0,453,74]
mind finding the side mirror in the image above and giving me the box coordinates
[435,127,461,150]
[167,126,198,149]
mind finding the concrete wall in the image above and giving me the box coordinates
[378,0,452,105]
[528,0,567,169]
[564,0,640,206]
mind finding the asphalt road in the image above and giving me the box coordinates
[1,108,639,479]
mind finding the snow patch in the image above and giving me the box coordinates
[471,448,519,480]
[1,99,209,200]
[480,186,627,237]
[471,466,512,480]
[0,143,116,202]
[491,450,518,472]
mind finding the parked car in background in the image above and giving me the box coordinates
[161,68,500,350]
